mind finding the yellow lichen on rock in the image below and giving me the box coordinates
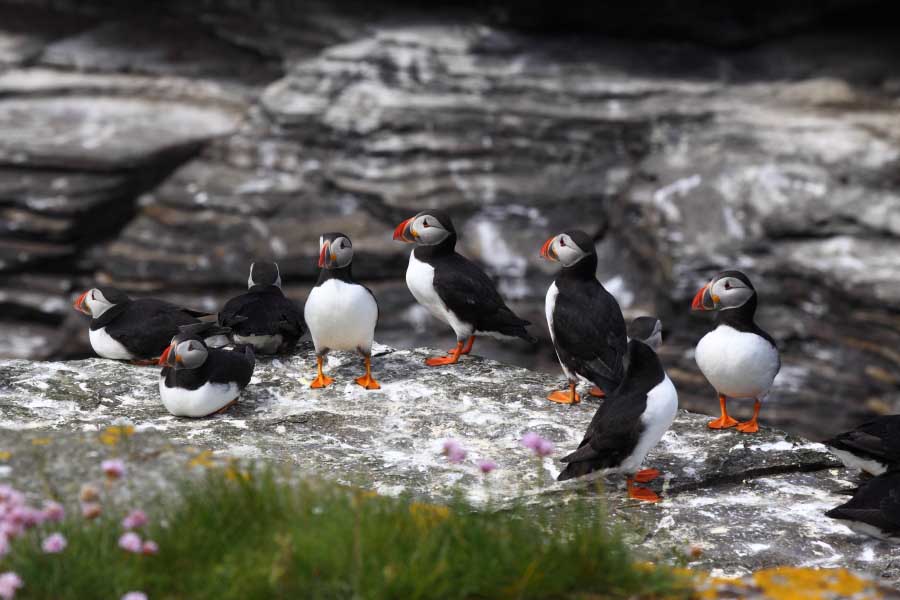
[695,566,887,599]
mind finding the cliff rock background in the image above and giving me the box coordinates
[1,0,899,440]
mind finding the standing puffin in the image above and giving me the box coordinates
[304,232,380,390]
[691,270,780,433]
[158,323,255,418]
[73,286,212,363]
[393,210,535,366]
[824,416,900,476]
[826,470,900,542]
[557,317,678,503]
[539,230,627,404]
[218,261,305,354]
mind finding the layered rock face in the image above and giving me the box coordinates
[1,1,898,439]
[1,345,898,583]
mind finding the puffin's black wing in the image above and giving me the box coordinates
[220,291,305,340]
[557,391,646,481]
[552,280,627,393]
[824,416,900,465]
[109,299,203,358]
[207,346,255,389]
[826,471,900,534]
[432,253,533,341]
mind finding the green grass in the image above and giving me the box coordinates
[3,469,690,599]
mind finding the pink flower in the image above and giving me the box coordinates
[42,501,65,523]
[122,509,148,530]
[121,592,147,600]
[521,432,554,457]
[118,532,142,553]
[142,540,159,555]
[41,533,67,554]
[81,502,102,520]
[0,534,8,558]
[102,459,126,480]
[477,459,497,474]
[0,572,23,600]
[441,439,467,464]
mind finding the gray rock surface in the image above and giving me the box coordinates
[1,345,898,584]
[0,1,898,444]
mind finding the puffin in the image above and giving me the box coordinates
[158,323,255,418]
[73,286,213,364]
[540,229,627,404]
[393,210,535,366]
[557,317,678,503]
[303,232,380,389]
[824,416,900,476]
[691,270,780,433]
[218,261,305,354]
[826,470,900,542]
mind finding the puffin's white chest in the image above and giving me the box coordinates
[545,282,573,380]
[89,326,135,360]
[620,375,679,473]
[695,325,779,399]
[405,252,471,338]
[827,449,888,477]
[304,279,378,353]
[159,376,239,418]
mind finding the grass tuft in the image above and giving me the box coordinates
[4,467,690,599]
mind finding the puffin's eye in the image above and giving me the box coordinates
[423,219,430,228]
[559,238,566,247]
[724,281,732,290]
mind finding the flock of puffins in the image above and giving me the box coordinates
[70,210,899,541]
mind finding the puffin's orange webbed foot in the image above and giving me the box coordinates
[547,383,580,405]
[626,478,660,503]
[735,399,762,433]
[310,374,334,389]
[426,342,464,367]
[447,336,475,356]
[708,415,739,429]
[634,468,661,483]
[588,386,606,398]
[355,375,381,390]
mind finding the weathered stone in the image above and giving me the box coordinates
[1,346,898,583]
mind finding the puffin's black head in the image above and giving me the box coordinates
[158,322,228,368]
[628,316,663,351]
[691,270,756,312]
[392,210,456,247]
[539,230,595,268]
[72,286,131,317]
[248,262,281,288]
[318,232,353,270]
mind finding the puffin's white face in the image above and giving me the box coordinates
[540,233,590,268]
[319,235,353,269]
[631,318,663,351]
[75,288,115,317]
[248,262,282,289]
[169,339,208,369]
[409,214,451,246]
[692,274,755,311]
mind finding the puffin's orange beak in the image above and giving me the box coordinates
[540,236,558,261]
[318,242,329,268]
[73,291,90,315]
[392,218,415,243]
[158,344,173,366]
[691,283,717,311]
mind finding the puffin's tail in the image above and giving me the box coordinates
[485,306,537,343]
[556,444,605,482]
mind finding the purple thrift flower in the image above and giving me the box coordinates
[441,439,467,463]
[142,540,159,555]
[118,532,142,553]
[121,593,147,600]
[536,439,555,457]
[0,572,23,600]
[521,432,542,451]
[102,459,126,480]
[41,533,67,554]
[122,509,148,530]
[477,459,497,474]
[42,501,64,523]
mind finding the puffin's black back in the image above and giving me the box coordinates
[826,470,900,534]
[96,298,207,358]
[551,245,627,394]
[824,416,900,466]
[163,345,255,391]
[219,286,305,342]
[557,340,665,481]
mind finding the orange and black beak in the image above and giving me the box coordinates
[540,236,558,261]
[73,291,90,315]
[691,282,717,311]
[159,343,175,366]
[392,218,416,243]
[318,241,335,268]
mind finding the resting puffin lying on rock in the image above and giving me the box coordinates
[159,323,255,418]
[73,286,213,364]
[393,210,535,366]
[218,261,305,355]
[304,233,380,390]
[824,415,900,476]
[826,470,900,542]
[540,229,627,404]
[691,270,780,433]
[557,317,678,503]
